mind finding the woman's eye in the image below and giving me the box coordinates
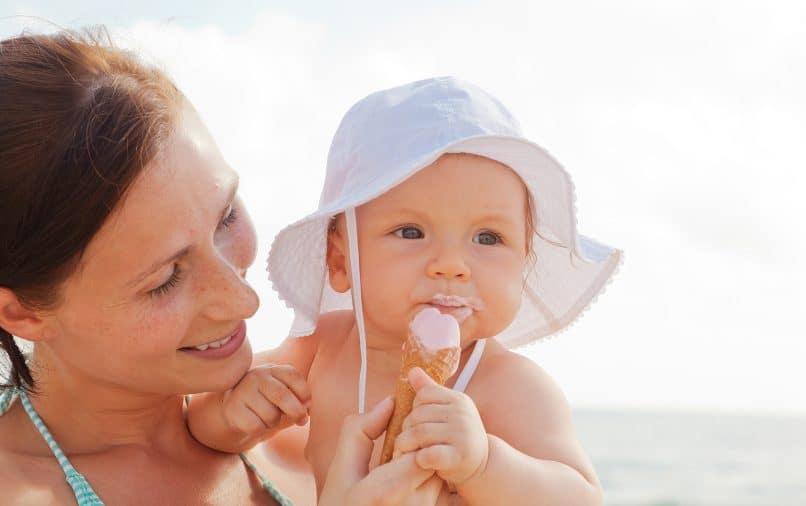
[473,231,502,246]
[150,266,182,297]
[219,206,238,229]
[394,226,424,239]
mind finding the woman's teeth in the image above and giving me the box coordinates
[192,334,232,351]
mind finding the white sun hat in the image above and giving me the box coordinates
[268,76,622,411]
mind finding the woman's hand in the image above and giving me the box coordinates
[319,396,443,506]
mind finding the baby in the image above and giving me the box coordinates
[188,77,622,505]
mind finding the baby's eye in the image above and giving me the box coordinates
[394,226,424,239]
[473,231,502,246]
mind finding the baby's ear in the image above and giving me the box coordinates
[326,227,351,293]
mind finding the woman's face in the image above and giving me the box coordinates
[39,102,259,395]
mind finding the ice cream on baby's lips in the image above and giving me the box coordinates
[426,293,483,324]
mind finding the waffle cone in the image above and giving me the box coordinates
[379,333,460,465]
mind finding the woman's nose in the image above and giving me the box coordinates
[199,253,260,322]
[426,246,471,280]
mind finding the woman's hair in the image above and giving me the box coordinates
[0,27,182,392]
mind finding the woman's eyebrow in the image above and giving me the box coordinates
[126,245,191,289]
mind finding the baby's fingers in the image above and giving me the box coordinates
[402,404,450,430]
[393,422,452,459]
[264,364,312,406]
[256,374,309,426]
[415,444,462,471]
[225,399,276,435]
[408,368,454,408]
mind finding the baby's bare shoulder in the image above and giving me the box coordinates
[308,310,354,357]
[311,310,354,341]
[253,310,354,373]
[471,342,575,441]
[469,342,600,485]
[473,342,559,398]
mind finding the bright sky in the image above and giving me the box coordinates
[3,1,804,413]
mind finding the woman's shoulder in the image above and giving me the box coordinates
[0,438,70,505]
[0,461,66,505]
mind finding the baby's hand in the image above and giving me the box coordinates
[392,367,489,487]
[221,364,311,444]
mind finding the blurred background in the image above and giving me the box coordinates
[3,1,804,504]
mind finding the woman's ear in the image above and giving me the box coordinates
[326,224,351,293]
[0,288,51,342]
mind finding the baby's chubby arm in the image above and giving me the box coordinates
[392,354,603,506]
[187,314,333,453]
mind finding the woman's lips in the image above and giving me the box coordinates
[179,321,247,359]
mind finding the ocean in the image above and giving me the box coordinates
[573,409,806,506]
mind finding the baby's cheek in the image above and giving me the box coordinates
[487,279,524,335]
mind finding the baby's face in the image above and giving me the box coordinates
[349,153,530,346]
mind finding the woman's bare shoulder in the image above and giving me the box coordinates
[0,446,69,505]
[0,400,74,504]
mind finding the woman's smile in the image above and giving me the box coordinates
[179,320,247,359]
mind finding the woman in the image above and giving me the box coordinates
[0,29,438,505]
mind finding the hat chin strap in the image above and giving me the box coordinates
[345,207,368,413]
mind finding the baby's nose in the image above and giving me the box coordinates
[426,250,471,280]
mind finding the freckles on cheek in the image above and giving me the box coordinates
[130,303,187,355]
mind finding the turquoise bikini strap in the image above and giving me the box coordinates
[18,389,105,505]
[0,388,14,414]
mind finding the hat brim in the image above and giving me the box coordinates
[267,135,621,346]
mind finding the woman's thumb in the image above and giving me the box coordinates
[330,396,394,477]
[355,395,395,440]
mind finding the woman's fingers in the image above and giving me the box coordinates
[347,453,436,506]
[328,396,394,483]
[319,397,400,505]
[320,396,444,506]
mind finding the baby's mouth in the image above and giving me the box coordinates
[427,294,483,323]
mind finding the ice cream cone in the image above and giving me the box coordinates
[379,310,461,465]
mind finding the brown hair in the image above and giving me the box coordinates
[0,27,182,392]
